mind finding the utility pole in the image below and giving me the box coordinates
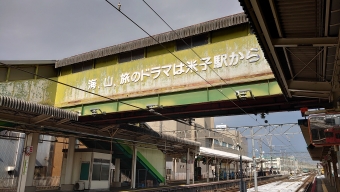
[251,128,258,191]
[237,130,245,192]
[258,138,263,173]
[270,145,273,171]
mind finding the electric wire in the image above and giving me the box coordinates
[0,62,194,129]
[3,2,301,155]
[104,0,258,123]
[140,0,302,153]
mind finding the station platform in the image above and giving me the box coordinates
[314,175,336,192]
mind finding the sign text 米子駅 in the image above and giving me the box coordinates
[56,35,274,106]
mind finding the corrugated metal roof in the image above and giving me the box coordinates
[119,124,200,147]
[200,147,253,161]
[277,0,321,38]
[55,13,248,68]
[160,133,200,147]
[0,95,78,121]
[239,0,339,161]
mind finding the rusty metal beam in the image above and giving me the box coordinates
[291,92,330,99]
[30,114,52,124]
[272,37,338,47]
[288,80,332,93]
[249,0,291,97]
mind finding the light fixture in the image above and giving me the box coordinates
[235,89,254,100]
[90,108,106,116]
[146,104,163,109]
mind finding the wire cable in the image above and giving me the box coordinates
[104,0,259,123]
[136,0,302,153]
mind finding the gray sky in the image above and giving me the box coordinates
[215,112,311,162]
[0,1,313,163]
[0,0,242,60]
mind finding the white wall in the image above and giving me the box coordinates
[36,135,52,167]
[137,147,165,180]
[61,151,111,190]
[90,152,111,190]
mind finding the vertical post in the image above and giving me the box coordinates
[17,133,39,192]
[25,133,39,187]
[160,121,163,133]
[164,141,167,186]
[131,144,137,189]
[172,158,176,180]
[270,145,273,172]
[65,137,75,183]
[174,158,177,180]
[192,153,195,184]
[206,157,209,182]
[327,160,333,186]
[186,149,190,185]
[60,137,75,191]
[251,128,258,191]
[239,151,244,192]
[217,159,220,182]
[331,151,340,191]
[227,161,230,180]
[113,158,121,187]
[259,139,263,174]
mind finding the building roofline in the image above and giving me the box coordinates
[0,60,56,65]
[55,13,248,68]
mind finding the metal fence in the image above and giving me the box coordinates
[0,176,60,189]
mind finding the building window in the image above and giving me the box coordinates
[92,158,110,181]
[118,48,144,63]
[176,33,209,51]
[72,60,93,73]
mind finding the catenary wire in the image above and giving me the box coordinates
[0,62,196,129]
[135,0,301,152]
[104,0,259,123]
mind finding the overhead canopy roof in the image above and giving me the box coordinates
[239,0,340,101]
[0,95,199,155]
[240,0,340,161]
[200,147,253,162]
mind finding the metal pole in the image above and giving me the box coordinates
[270,145,273,172]
[239,150,244,192]
[251,128,258,191]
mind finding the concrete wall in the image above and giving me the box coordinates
[137,147,165,179]
[60,151,111,190]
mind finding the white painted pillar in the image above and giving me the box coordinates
[131,145,137,189]
[164,152,167,185]
[60,137,76,191]
[206,157,209,182]
[65,137,75,184]
[217,159,220,181]
[186,149,190,185]
[17,133,39,192]
[112,158,121,187]
[192,153,195,184]
[114,158,120,182]
[172,158,176,180]
[227,162,230,180]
